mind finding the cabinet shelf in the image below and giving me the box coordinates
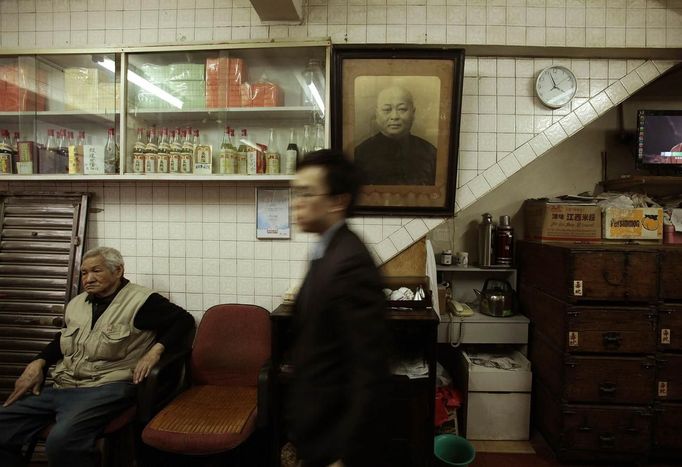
[0,110,117,125]
[128,106,320,124]
[601,175,682,196]
[1,174,295,182]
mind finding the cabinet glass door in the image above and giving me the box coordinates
[124,45,326,176]
[0,53,120,175]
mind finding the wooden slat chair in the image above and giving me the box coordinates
[141,304,272,464]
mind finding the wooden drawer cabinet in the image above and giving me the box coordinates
[652,402,682,459]
[519,240,681,463]
[655,353,682,401]
[521,284,656,354]
[659,247,682,300]
[658,304,682,351]
[535,383,652,463]
[517,242,658,302]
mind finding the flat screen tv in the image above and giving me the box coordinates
[637,110,682,166]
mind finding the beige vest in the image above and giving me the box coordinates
[52,283,155,388]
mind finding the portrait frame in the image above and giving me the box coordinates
[332,46,465,216]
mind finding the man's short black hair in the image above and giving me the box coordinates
[297,149,361,216]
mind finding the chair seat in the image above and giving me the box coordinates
[141,385,258,455]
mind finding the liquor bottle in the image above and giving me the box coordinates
[157,127,170,173]
[56,129,68,173]
[67,131,75,147]
[104,128,118,174]
[145,127,158,173]
[11,131,19,154]
[77,131,86,146]
[169,129,182,173]
[0,130,13,174]
[132,128,146,174]
[301,124,312,162]
[265,128,280,174]
[284,128,298,175]
[237,129,249,175]
[180,128,193,174]
[313,123,325,150]
[219,126,234,174]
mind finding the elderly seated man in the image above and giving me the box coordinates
[0,246,195,467]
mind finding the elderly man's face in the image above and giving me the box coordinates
[375,87,415,139]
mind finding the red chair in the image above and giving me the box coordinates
[141,304,272,463]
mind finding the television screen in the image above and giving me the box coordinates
[638,110,682,165]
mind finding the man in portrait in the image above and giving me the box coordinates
[354,85,437,185]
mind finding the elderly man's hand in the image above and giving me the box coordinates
[4,359,46,407]
[133,343,164,384]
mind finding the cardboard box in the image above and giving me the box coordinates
[524,200,602,243]
[603,207,663,240]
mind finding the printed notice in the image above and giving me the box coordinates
[256,188,290,239]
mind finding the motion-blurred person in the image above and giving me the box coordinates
[0,246,194,467]
[287,149,391,467]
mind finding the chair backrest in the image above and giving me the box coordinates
[190,304,271,387]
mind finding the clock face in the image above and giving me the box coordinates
[535,66,577,109]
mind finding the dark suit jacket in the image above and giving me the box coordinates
[287,223,390,467]
[354,132,437,185]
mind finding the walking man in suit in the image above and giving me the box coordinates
[287,149,390,467]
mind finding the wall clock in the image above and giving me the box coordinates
[535,65,577,109]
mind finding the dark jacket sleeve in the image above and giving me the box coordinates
[34,332,63,368]
[133,293,195,352]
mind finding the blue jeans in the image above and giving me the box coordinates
[0,382,135,467]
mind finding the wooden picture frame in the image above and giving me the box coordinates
[332,46,465,216]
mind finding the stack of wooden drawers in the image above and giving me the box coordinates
[518,241,681,463]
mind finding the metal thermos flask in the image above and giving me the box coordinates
[495,215,514,266]
[479,213,494,267]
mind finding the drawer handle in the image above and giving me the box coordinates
[602,271,624,286]
[602,332,622,348]
[599,433,616,447]
[578,425,592,432]
[599,382,617,396]
[14,318,33,324]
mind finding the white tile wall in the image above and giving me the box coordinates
[0,0,680,312]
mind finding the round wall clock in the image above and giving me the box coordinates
[535,65,577,109]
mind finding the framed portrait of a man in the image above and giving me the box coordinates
[332,47,465,216]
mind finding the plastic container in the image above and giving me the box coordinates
[434,434,476,467]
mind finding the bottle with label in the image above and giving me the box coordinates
[180,128,193,173]
[169,129,181,173]
[0,130,13,174]
[104,128,118,174]
[478,213,495,267]
[145,127,158,173]
[157,127,170,173]
[265,128,280,174]
[132,128,146,174]
[301,124,312,161]
[237,129,249,175]
[56,129,68,173]
[39,128,56,174]
[494,215,514,267]
[77,131,86,146]
[284,128,298,175]
[219,126,235,174]
[11,131,19,172]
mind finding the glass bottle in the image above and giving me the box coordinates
[145,127,158,173]
[0,130,13,174]
[237,129,249,175]
[180,128,193,174]
[104,128,118,174]
[265,128,280,175]
[77,131,86,146]
[219,126,234,174]
[132,128,145,174]
[67,131,75,147]
[301,124,312,162]
[313,123,325,150]
[285,128,298,175]
[56,129,68,173]
[169,129,182,174]
[157,127,170,173]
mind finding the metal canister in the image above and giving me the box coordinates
[478,213,494,267]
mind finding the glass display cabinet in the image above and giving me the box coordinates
[0,41,329,180]
[0,52,120,176]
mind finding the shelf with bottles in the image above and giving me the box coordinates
[0,111,117,126]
